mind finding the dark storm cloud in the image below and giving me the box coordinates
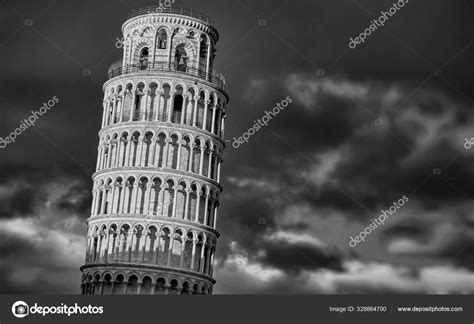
[0,166,49,219]
[216,196,277,260]
[255,238,344,274]
[56,180,92,213]
[229,73,474,218]
[381,220,433,241]
[384,219,474,271]
[0,166,92,218]
[0,231,34,258]
[0,231,82,294]
[437,237,474,271]
[0,175,86,294]
[0,186,37,218]
[218,69,474,289]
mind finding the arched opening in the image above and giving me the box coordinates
[207,191,214,227]
[115,85,123,123]
[157,29,168,49]
[203,244,210,275]
[138,178,148,214]
[199,35,209,77]
[131,225,143,262]
[158,228,171,265]
[181,136,191,171]
[198,187,206,224]
[192,140,201,174]
[110,134,118,167]
[155,278,166,294]
[192,284,199,295]
[213,102,221,135]
[176,182,187,218]
[186,87,196,125]
[164,179,174,216]
[113,274,124,294]
[181,282,190,295]
[102,145,109,170]
[103,274,112,295]
[104,179,113,214]
[148,83,158,121]
[175,45,188,72]
[120,133,129,167]
[96,190,103,215]
[98,225,107,261]
[93,274,101,295]
[142,276,152,295]
[146,226,158,263]
[161,84,171,122]
[124,84,133,121]
[202,142,210,176]
[92,236,99,262]
[85,275,93,295]
[200,35,208,59]
[143,132,153,166]
[171,229,183,267]
[170,279,179,295]
[131,132,140,165]
[189,184,198,220]
[168,135,179,169]
[139,47,149,70]
[184,232,194,269]
[172,95,183,123]
[108,224,118,260]
[197,91,206,128]
[152,178,163,215]
[133,84,145,121]
[112,177,123,214]
[126,275,139,294]
[119,224,130,261]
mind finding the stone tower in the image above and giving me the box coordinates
[80,7,228,295]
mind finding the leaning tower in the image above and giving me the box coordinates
[80,7,228,295]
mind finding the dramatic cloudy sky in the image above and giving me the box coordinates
[0,0,472,294]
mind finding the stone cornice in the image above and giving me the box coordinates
[122,13,219,44]
[98,121,226,149]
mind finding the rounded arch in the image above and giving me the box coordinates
[114,273,126,282]
[133,39,152,65]
[156,27,170,50]
[141,26,154,37]
[112,273,125,294]
[192,283,200,295]
[141,276,153,294]
[126,274,139,294]
[155,277,166,294]
[169,278,179,292]
[181,281,190,295]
